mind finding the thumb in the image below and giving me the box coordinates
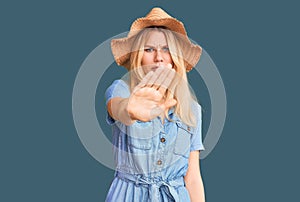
[164,98,177,109]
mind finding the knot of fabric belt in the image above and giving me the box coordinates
[115,171,184,202]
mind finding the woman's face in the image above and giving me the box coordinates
[141,30,173,74]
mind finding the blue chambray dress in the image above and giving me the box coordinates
[104,79,205,202]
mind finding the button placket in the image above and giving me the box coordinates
[155,131,166,168]
[160,131,166,144]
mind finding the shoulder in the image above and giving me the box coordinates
[109,79,129,89]
[105,79,130,94]
[190,100,202,119]
[105,79,130,103]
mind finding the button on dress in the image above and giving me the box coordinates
[104,79,205,202]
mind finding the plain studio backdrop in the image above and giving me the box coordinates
[0,1,299,201]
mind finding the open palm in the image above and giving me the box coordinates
[127,66,178,122]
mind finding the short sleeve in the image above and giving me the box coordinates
[104,79,130,125]
[190,103,205,151]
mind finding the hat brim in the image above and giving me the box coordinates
[111,18,202,71]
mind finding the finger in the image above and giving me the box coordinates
[154,65,171,87]
[144,64,172,88]
[167,70,180,96]
[137,70,154,88]
[149,63,172,91]
[163,98,177,109]
[133,71,154,93]
[146,66,164,86]
[157,98,177,113]
[156,68,176,95]
[167,63,173,69]
[149,67,168,90]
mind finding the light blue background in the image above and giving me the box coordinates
[1,0,299,201]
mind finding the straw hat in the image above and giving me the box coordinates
[111,7,202,72]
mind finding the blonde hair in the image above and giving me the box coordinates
[128,27,197,127]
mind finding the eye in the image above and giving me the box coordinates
[144,48,154,52]
[162,47,170,52]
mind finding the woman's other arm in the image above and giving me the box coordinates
[184,151,205,202]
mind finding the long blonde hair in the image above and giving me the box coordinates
[128,27,197,127]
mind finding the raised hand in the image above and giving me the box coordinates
[127,64,178,122]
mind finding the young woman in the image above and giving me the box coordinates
[105,7,205,202]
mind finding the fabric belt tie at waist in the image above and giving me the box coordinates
[115,171,184,202]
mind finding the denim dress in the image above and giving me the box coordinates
[104,80,205,202]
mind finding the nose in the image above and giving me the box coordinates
[154,49,163,62]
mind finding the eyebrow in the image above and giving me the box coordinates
[144,44,168,48]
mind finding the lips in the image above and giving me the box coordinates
[150,63,171,71]
[151,66,159,71]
